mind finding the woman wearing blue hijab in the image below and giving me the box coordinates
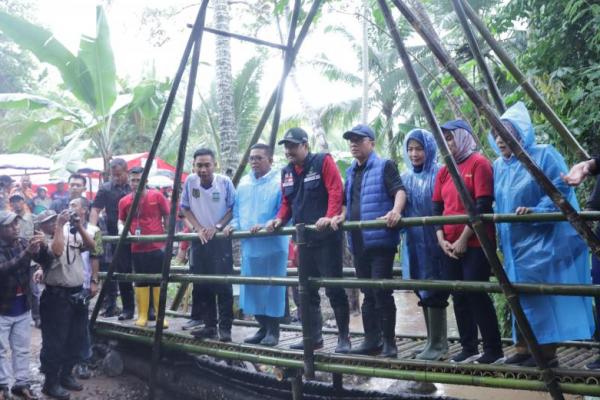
[401,129,449,360]
[491,101,596,367]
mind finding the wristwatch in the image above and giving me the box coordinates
[215,223,224,231]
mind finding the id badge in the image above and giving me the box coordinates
[135,227,142,236]
[212,191,220,202]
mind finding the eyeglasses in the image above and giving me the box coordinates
[349,137,368,144]
[249,155,265,161]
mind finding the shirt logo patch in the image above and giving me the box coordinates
[192,188,200,198]
[212,191,221,202]
[304,173,321,183]
[283,172,294,187]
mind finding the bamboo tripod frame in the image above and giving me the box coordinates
[90,1,598,399]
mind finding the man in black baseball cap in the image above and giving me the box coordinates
[266,127,351,353]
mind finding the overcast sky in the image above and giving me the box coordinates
[34,0,364,119]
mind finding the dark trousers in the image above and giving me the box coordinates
[115,244,134,313]
[40,286,87,378]
[354,248,396,320]
[99,261,118,310]
[132,250,164,288]
[190,239,233,330]
[445,247,502,355]
[303,237,348,310]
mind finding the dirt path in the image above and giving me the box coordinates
[27,327,153,400]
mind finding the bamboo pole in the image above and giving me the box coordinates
[108,273,600,297]
[101,211,600,243]
[268,0,301,151]
[89,3,209,329]
[95,327,600,396]
[296,224,316,379]
[378,2,564,398]
[196,26,288,50]
[450,0,505,113]
[148,3,208,398]
[232,0,323,185]
[459,0,589,161]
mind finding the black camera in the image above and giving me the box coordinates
[69,211,81,234]
[69,289,91,309]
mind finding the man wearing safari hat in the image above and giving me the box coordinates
[265,127,351,353]
[0,210,52,400]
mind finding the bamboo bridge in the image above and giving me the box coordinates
[93,213,600,399]
[89,0,600,398]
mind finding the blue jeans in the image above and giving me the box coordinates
[0,312,31,388]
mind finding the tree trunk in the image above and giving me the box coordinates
[214,0,238,176]
[383,107,398,162]
[361,0,369,124]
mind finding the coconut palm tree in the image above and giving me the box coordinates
[213,0,239,176]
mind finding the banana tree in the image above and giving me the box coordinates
[0,5,157,173]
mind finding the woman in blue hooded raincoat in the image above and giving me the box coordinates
[226,144,289,346]
[401,129,449,360]
[490,101,595,367]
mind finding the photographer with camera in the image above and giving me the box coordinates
[38,201,96,400]
[0,211,52,400]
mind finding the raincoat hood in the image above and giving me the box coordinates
[488,101,536,156]
[402,129,438,173]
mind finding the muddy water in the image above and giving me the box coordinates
[351,291,583,400]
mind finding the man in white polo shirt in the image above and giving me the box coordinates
[180,148,235,342]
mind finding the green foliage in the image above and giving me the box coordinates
[0,5,172,175]
[0,0,40,93]
[493,0,600,160]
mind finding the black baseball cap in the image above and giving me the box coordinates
[278,128,309,145]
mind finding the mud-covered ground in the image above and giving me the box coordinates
[25,328,164,400]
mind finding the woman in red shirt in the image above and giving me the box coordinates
[432,120,503,364]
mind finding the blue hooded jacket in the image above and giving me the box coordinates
[232,168,289,317]
[401,129,447,305]
[489,101,595,343]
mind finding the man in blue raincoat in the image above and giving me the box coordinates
[401,129,449,361]
[224,144,288,346]
[490,101,595,367]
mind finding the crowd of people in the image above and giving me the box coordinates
[0,101,599,399]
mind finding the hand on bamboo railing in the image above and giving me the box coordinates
[264,218,283,232]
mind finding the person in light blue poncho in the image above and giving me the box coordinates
[224,143,289,346]
[490,101,596,367]
[401,129,449,361]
